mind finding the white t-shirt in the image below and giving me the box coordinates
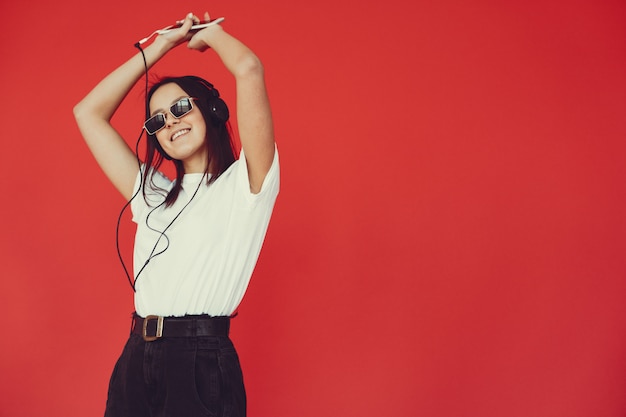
[130,148,279,317]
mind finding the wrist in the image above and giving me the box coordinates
[195,24,225,44]
[150,35,178,54]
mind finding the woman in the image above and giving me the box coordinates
[73,12,279,417]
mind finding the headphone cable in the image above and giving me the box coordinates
[114,42,150,292]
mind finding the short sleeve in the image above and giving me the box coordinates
[234,145,280,204]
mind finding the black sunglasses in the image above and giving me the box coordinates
[144,97,196,135]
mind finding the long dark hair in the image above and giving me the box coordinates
[142,76,236,207]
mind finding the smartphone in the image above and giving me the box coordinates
[157,17,225,35]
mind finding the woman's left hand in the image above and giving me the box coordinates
[188,12,222,52]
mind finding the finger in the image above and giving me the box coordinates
[179,12,194,30]
[190,44,209,53]
[203,12,210,22]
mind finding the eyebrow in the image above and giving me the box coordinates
[150,96,189,116]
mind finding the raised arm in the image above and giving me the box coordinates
[188,13,275,194]
[73,15,198,200]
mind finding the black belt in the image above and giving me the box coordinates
[132,314,231,342]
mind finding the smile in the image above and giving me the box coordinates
[171,129,190,141]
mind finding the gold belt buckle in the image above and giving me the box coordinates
[143,315,164,342]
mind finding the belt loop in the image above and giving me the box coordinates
[130,313,136,336]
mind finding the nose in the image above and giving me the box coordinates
[164,112,180,128]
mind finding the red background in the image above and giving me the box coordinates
[1,1,626,416]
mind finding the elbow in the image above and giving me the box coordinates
[73,100,102,125]
[73,100,87,122]
[234,54,264,79]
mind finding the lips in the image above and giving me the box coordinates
[171,128,190,142]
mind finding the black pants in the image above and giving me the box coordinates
[104,321,246,417]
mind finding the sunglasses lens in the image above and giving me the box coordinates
[171,98,193,118]
[144,113,166,135]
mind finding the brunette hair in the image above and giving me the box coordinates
[142,76,236,207]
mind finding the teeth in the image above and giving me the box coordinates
[171,129,190,141]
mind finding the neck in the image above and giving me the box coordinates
[183,157,214,175]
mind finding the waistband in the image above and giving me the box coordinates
[132,313,231,342]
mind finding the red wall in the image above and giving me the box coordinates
[1,1,626,416]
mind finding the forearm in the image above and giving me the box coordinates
[73,39,173,121]
[194,26,264,80]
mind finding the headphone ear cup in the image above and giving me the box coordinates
[208,95,230,123]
